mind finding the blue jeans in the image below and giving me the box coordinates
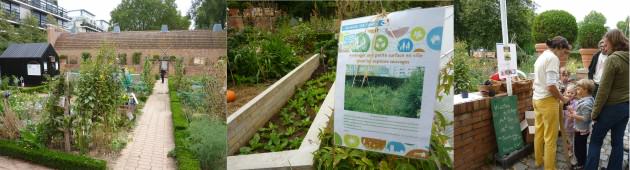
[585,102,629,170]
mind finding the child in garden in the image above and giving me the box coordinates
[559,67,573,93]
[562,83,577,158]
[567,79,595,169]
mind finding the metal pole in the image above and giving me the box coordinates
[499,0,513,96]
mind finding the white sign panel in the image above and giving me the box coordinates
[334,6,449,159]
[496,43,517,79]
[27,64,41,76]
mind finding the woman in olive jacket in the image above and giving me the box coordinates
[585,29,629,170]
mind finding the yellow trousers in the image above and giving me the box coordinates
[533,96,560,170]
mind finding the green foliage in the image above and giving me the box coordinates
[0,12,17,51]
[141,57,156,92]
[40,74,68,147]
[187,118,226,170]
[75,45,126,153]
[110,0,190,31]
[168,80,201,170]
[0,140,107,170]
[81,52,92,63]
[189,0,226,29]
[456,0,535,50]
[132,52,142,65]
[16,15,47,43]
[118,53,127,65]
[228,28,300,85]
[577,22,607,48]
[240,72,334,154]
[344,69,423,118]
[17,123,45,149]
[17,84,48,94]
[582,10,606,26]
[454,42,473,93]
[532,10,578,44]
[616,17,630,36]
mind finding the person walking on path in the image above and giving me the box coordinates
[160,69,166,84]
[587,39,608,97]
[532,36,571,170]
[585,29,629,170]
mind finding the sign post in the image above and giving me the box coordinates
[499,0,513,96]
[334,6,452,159]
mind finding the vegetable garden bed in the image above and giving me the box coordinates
[227,54,337,169]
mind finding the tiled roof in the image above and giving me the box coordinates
[0,43,51,59]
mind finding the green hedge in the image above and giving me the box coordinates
[532,10,578,43]
[18,84,48,94]
[578,22,607,48]
[0,140,106,170]
[168,80,201,170]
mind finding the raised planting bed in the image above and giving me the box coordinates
[227,54,337,169]
[227,54,320,155]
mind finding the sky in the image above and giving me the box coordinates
[533,0,629,29]
[58,0,193,22]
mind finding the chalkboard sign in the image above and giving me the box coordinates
[491,95,524,156]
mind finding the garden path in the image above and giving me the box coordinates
[0,156,51,170]
[113,79,176,170]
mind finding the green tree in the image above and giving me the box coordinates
[0,12,17,51]
[456,0,535,51]
[532,10,578,44]
[16,15,47,43]
[110,0,190,31]
[582,11,606,26]
[189,0,226,29]
[617,16,629,36]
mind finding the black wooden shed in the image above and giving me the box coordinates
[0,43,60,86]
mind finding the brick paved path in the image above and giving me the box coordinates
[113,79,176,170]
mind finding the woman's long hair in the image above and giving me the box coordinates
[604,29,629,54]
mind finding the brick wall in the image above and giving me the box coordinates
[56,48,227,77]
[453,80,533,169]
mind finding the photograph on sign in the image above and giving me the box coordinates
[496,43,517,79]
[26,64,41,76]
[344,65,424,118]
[334,6,450,159]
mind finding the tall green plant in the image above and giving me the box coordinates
[141,56,155,92]
[453,41,473,93]
[75,44,126,153]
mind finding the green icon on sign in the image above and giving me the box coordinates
[374,34,388,51]
[352,32,370,52]
[410,27,426,41]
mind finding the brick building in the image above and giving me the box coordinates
[46,25,227,76]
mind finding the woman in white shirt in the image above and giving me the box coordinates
[532,36,571,170]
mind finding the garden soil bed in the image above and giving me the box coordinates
[227,83,272,116]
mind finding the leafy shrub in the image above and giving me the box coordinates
[81,52,91,62]
[168,80,201,170]
[118,53,127,65]
[75,45,126,153]
[0,140,107,170]
[454,41,473,94]
[187,118,226,170]
[228,29,300,84]
[532,10,578,43]
[132,52,142,65]
[577,22,607,48]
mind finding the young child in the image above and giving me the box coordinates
[562,84,577,158]
[567,79,595,169]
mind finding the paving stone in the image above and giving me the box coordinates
[113,79,176,170]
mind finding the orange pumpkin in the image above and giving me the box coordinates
[227,90,236,103]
